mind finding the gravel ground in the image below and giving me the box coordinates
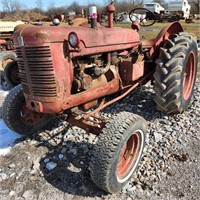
[0,79,199,200]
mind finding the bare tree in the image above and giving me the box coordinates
[34,0,44,15]
[1,0,18,12]
[67,1,82,14]
[36,0,43,10]
[189,0,200,14]
[48,0,55,9]
[114,0,143,13]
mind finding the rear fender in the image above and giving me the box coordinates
[146,22,183,60]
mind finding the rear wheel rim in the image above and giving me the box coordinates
[20,103,44,125]
[183,52,196,100]
[117,131,141,180]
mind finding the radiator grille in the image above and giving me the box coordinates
[16,48,30,94]
[16,46,57,97]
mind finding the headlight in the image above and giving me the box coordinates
[68,32,80,48]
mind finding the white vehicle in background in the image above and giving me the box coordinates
[0,20,24,49]
[143,2,165,14]
[0,21,24,90]
[121,13,131,23]
[168,0,191,19]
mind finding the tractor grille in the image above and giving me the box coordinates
[16,46,57,97]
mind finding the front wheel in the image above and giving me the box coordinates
[2,84,53,135]
[154,32,198,113]
[0,51,17,90]
[3,61,20,87]
[90,112,147,193]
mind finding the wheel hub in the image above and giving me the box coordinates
[20,103,44,125]
[117,132,140,179]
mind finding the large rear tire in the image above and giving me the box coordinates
[153,32,198,113]
[2,84,53,135]
[90,112,147,193]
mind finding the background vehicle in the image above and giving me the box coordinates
[2,1,197,193]
[0,21,24,50]
[0,21,24,90]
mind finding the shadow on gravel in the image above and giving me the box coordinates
[39,144,105,197]
[101,86,165,121]
[1,84,166,197]
[27,87,165,197]
[16,86,166,197]
[32,123,107,197]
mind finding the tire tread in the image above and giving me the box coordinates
[90,112,146,193]
[153,32,197,113]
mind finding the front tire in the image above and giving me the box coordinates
[90,112,147,193]
[154,32,198,113]
[3,61,20,87]
[2,84,53,135]
[0,51,17,90]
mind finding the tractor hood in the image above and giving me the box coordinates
[13,24,140,48]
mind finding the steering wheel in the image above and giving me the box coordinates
[129,8,156,27]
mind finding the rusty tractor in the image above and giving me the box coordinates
[2,1,198,193]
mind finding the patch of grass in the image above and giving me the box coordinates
[115,20,200,40]
[115,21,200,78]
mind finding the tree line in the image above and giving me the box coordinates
[1,0,200,19]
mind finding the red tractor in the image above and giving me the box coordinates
[2,2,198,193]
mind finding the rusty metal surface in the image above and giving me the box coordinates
[107,4,115,28]
[131,22,141,32]
[68,114,105,135]
[12,19,141,114]
[14,30,120,114]
[17,49,134,114]
[83,71,153,119]
[17,46,57,97]
[83,82,139,119]
[23,74,119,114]
[119,58,145,81]
[16,42,73,113]
[63,77,119,111]
[91,75,108,89]
[13,25,140,57]
[81,100,98,110]
[13,18,183,117]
